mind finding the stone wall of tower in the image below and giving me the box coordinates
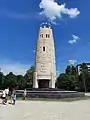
[33,23,56,88]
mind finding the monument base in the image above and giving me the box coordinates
[16,88,85,99]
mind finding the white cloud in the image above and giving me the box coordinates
[68,34,80,44]
[69,60,77,65]
[33,50,36,53]
[63,8,80,18]
[0,59,30,75]
[72,35,79,40]
[68,39,77,44]
[39,0,80,22]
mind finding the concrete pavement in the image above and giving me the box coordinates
[0,99,90,120]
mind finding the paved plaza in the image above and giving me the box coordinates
[0,99,90,120]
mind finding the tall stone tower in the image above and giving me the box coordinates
[33,22,56,88]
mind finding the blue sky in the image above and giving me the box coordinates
[0,0,90,75]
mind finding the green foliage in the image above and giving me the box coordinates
[0,66,35,90]
[0,72,4,88]
[2,72,17,89]
[56,65,78,91]
[56,73,78,91]
[65,65,77,75]
[17,75,26,89]
[78,74,85,91]
[56,63,90,92]
[24,66,35,88]
[80,63,88,74]
[79,63,89,92]
[86,74,90,91]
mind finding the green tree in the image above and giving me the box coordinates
[56,73,77,91]
[80,63,88,92]
[78,74,85,92]
[2,72,17,89]
[65,65,76,75]
[72,65,77,75]
[0,72,4,89]
[65,65,72,75]
[17,75,26,89]
[86,74,90,92]
[24,66,35,88]
[80,63,88,74]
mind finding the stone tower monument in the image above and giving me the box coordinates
[33,22,56,88]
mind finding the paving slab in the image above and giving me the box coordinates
[0,99,90,120]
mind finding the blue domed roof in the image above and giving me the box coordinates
[40,22,51,28]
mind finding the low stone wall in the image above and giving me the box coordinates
[16,90,85,99]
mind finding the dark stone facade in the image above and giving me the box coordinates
[16,89,85,99]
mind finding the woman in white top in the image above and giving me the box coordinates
[2,90,6,99]
[1,90,6,105]
[5,88,9,103]
[5,88,9,95]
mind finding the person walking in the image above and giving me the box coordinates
[23,89,27,100]
[10,88,16,104]
[5,87,9,103]
[12,93,16,105]
[1,90,6,105]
